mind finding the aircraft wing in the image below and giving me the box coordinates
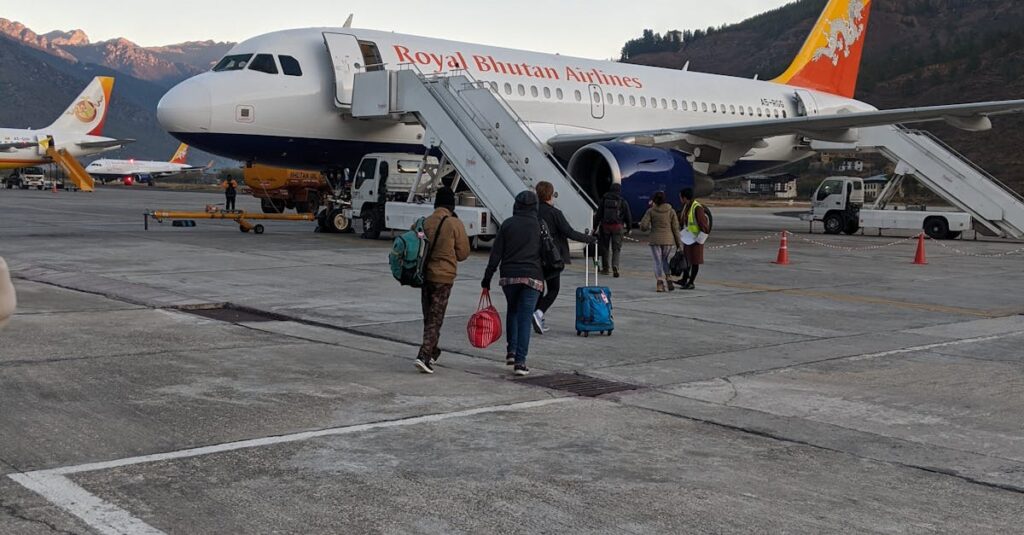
[0,142,37,152]
[77,139,135,150]
[547,99,1024,157]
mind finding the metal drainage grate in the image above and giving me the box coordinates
[516,373,638,397]
[176,304,285,323]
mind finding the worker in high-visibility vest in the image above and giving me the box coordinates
[221,178,239,211]
[677,189,711,290]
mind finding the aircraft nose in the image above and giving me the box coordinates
[158,78,212,134]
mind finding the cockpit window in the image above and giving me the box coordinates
[213,54,253,72]
[249,54,279,74]
[279,55,303,76]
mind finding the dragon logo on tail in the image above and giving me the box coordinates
[812,0,868,66]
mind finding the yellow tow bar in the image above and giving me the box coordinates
[144,208,316,234]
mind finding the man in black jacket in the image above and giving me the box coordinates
[533,181,596,334]
[482,190,545,376]
[594,183,632,277]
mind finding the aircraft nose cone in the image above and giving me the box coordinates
[158,78,212,134]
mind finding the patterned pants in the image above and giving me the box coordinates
[419,282,453,360]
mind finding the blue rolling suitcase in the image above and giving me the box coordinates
[576,243,614,337]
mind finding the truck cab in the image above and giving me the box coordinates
[344,152,497,242]
[810,176,864,235]
[6,167,47,190]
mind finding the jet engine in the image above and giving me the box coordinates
[568,142,714,216]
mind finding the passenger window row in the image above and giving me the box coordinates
[213,54,303,77]
[485,81,787,119]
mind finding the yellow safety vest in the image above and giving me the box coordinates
[686,200,703,234]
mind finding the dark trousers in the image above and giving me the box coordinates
[536,274,561,314]
[419,282,453,360]
[682,265,700,286]
[502,284,541,366]
[225,193,236,211]
[599,228,624,271]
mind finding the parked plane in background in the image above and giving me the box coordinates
[0,77,132,170]
[85,143,210,182]
[158,0,1024,217]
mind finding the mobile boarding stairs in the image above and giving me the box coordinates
[345,66,595,232]
[812,125,1024,239]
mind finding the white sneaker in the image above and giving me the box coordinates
[532,310,545,335]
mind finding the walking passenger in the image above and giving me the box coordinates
[638,191,682,293]
[0,257,15,329]
[415,187,471,374]
[533,181,597,334]
[482,191,544,376]
[221,176,239,211]
[678,188,711,290]
[594,183,632,277]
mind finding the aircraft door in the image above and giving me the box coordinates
[794,89,820,117]
[323,32,365,108]
[588,84,605,119]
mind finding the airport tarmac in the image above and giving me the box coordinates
[2,187,1023,534]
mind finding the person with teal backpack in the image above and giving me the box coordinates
[390,188,471,374]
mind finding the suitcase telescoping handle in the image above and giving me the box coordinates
[585,239,598,287]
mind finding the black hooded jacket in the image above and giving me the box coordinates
[538,202,593,267]
[482,191,544,286]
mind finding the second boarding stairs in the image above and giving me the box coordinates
[349,68,595,231]
[812,125,1024,239]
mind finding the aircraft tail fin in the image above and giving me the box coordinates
[772,0,872,98]
[47,76,115,136]
[170,143,190,164]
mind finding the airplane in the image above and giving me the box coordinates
[157,0,1024,219]
[85,143,210,182]
[0,76,133,170]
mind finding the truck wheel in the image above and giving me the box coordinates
[261,199,286,214]
[328,209,351,233]
[361,207,382,240]
[823,213,844,235]
[254,224,265,235]
[843,219,860,235]
[924,217,949,240]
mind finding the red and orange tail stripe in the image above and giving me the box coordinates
[773,0,872,98]
[170,143,190,164]
[88,76,115,136]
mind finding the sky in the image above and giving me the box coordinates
[5,0,796,59]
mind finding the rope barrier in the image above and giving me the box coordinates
[707,233,778,250]
[928,239,1024,258]
[789,232,920,251]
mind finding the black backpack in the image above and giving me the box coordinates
[601,195,623,225]
[539,221,564,276]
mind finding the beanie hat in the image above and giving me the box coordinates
[434,187,457,211]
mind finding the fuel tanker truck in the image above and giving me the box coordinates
[242,165,339,214]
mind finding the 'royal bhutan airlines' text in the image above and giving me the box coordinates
[394,46,645,89]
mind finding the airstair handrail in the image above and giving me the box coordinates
[897,125,1024,204]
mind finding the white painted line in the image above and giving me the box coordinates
[847,331,1024,362]
[8,472,165,535]
[7,397,572,535]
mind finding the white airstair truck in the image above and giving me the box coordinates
[810,125,1024,239]
[343,65,595,241]
[805,176,971,239]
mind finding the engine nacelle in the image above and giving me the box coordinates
[568,142,713,217]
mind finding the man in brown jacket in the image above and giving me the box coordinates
[416,187,471,374]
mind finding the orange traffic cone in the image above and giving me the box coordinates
[913,233,928,265]
[773,231,790,265]
[51,183,58,193]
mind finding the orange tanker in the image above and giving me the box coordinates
[243,165,333,214]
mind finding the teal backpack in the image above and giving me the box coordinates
[390,216,448,288]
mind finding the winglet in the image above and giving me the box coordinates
[343,14,354,28]
[772,0,872,98]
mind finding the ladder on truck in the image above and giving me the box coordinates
[349,67,595,231]
[812,124,1024,239]
[45,145,95,192]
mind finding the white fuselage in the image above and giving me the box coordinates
[0,128,121,170]
[85,159,191,178]
[158,27,876,176]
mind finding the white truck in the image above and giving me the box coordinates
[318,152,498,243]
[4,167,47,190]
[804,176,971,240]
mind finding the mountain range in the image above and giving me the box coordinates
[0,18,233,167]
[620,0,1024,192]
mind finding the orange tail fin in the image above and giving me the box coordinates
[170,143,189,165]
[772,0,872,98]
